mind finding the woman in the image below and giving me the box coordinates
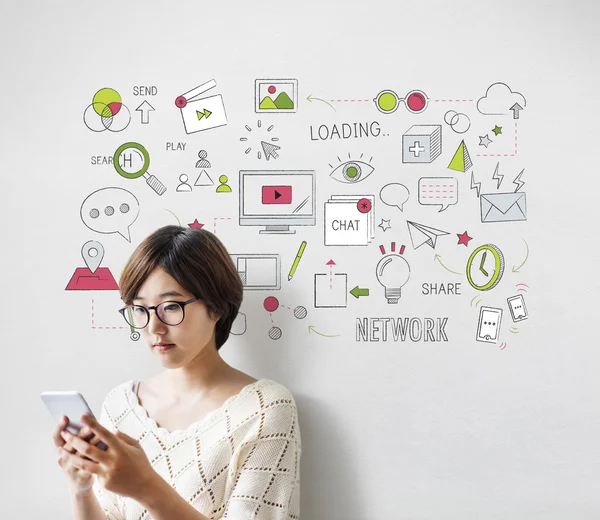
[52,225,301,520]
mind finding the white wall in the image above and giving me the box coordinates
[1,0,599,518]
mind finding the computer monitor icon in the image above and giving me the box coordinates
[239,170,316,234]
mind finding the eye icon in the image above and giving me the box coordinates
[330,160,375,184]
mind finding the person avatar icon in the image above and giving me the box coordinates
[216,175,232,193]
[195,150,211,168]
[176,174,193,192]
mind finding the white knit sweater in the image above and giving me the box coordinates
[92,379,301,519]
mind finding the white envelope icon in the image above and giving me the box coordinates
[177,79,228,135]
[480,192,527,223]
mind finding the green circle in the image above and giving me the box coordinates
[93,88,121,116]
[219,175,228,182]
[113,142,150,179]
[346,166,358,178]
[377,92,398,112]
[466,244,505,291]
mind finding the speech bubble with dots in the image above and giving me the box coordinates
[80,187,140,242]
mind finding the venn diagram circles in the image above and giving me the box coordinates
[83,88,131,132]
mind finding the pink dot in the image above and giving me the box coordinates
[263,296,279,312]
[406,92,426,112]
[357,198,372,214]
[268,85,276,94]
[175,96,187,108]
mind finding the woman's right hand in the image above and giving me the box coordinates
[54,415,103,495]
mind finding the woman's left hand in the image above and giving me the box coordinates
[59,414,157,501]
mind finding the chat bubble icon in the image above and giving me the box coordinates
[379,183,410,211]
[418,177,458,212]
[80,187,140,242]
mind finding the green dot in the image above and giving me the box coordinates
[346,166,358,178]
[378,92,397,112]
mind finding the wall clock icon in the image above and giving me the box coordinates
[466,244,505,291]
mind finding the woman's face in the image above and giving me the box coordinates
[132,267,220,366]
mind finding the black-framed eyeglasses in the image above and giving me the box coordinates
[118,297,199,329]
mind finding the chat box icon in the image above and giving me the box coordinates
[379,183,410,211]
[80,187,140,242]
[418,177,458,212]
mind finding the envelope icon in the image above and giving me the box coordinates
[480,192,527,223]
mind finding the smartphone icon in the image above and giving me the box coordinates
[507,294,528,322]
[476,306,502,343]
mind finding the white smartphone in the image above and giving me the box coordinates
[41,391,108,450]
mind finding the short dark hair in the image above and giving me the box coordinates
[119,225,243,350]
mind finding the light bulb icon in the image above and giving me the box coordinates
[376,253,410,304]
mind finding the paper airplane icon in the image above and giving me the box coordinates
[261,141,280,161]
[196,109,212,120]
[407,221,449,249]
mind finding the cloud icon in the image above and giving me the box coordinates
[477,82,526,115]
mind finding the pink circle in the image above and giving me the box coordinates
[175,96,187,108]
[406,92,426,112]
[357,198,372,213]
[263,296,279,312]
[268,85,276,94]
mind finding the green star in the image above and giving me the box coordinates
[492,125,502,136]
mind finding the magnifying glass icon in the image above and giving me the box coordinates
[113,142,167,196]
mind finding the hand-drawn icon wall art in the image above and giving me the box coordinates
[113,142,167,196]
[418,177,458,212]
[466,244,505,291]
[176,174,193,192]
[231,254,281,290]
[444,110,471,134]
[507,294,528,322]
[65,241,119,290]
[324,195,375,246]
[448,140,472,172]
[477,82,526,118]
[264,296,307,340]
[174,79,228,134]
[83,88,131,132]
[80,187,140,242]
[255,79,298,113]
[194,150,215,186]
[240,120,281,160]
[288,241,307,281]
[476,306,503,343]
[329,153,374,183]
[239,170,316,234]
[380,183,410,212]
[374,89,429,114]
[376,242,410,304]
[480,192,527,223]
[402,125,442,163]
[407,221,449,250]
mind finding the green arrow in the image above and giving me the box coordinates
[512,239,529,272]
[434,254,462,275]
[308,326,341,338]
[350,286,370,299]
[307,94,336,112]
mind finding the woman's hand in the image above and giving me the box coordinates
[59,414,158,502]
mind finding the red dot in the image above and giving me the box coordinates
[357,198,372,214]
[175,96,187,108]
[406,92,426,112]
[268,85,276,94]
[264,296,279,312]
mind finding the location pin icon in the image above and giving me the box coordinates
[81,240,105,273]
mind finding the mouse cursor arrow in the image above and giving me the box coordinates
[261,141,280,161]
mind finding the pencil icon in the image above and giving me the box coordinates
[288,241,307,281]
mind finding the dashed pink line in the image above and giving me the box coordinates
[213,217,233,234]
[433,99,474,103]
[329,99,371,103]
[476,121,518,157]
[91,298,127,330]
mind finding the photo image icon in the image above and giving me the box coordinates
[255,79,298,113]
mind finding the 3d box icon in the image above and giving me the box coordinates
[402,125,442,164]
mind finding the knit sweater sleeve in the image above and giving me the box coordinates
[221,385,301,520]
[91,395,125,520]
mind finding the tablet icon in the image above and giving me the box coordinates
[174,79,228,134]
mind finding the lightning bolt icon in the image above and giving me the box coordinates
[470,171,481,198]
[492,162,504,189]
[513,168,525,192]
